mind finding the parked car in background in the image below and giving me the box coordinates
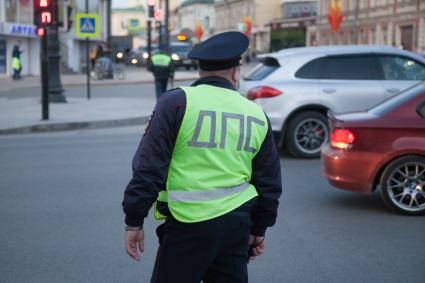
[114,48,142,66]
[321,82,425,215]
[169,42,197,70]
[241,45,425,158]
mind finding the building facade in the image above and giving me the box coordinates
[61,0,109,73]
[308,0,425,53]
[214,0,281,55]
[0,0,109,77]
[111,5,146,48]
[175,0,215,42]
[0,0,40,77]
[269,0,317,51]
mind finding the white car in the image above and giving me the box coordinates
[241,45,425,158]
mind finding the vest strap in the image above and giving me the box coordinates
[168,181,250,202]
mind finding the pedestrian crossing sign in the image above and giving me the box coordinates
[76,13,100,38]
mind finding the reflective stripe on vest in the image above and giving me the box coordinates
[168,181,249,202]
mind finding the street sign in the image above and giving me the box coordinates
[75,13,100,38]
[127,18,142,31]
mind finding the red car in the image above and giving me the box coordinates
[321,82,425,215]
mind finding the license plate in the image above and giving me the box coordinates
[183,60,191,64]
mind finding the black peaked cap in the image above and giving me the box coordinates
[188,31,249,71]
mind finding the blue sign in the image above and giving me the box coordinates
[75,13,100,38]
[80,18,96,34]
[10,25,37,37]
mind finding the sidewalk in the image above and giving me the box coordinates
[0,95,155,135]
[0,67,198,93]
[0,61,259,135]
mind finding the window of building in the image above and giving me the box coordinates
[5,0,17,22]
[378,55,425,81]
[6,0,33,24]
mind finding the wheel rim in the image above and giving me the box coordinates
[387,161,425,212]
[294,118,329,155]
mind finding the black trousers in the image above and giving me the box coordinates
[151,210,252,283]
[154,78,168,100]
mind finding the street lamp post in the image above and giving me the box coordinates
[47,0,66,103]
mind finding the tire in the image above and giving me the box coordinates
[380,155,425,215]
[285,111,329,159]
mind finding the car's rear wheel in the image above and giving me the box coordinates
[285,111,329,159]
[380,156,425,215]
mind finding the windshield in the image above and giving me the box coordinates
[171,45,192,53]
[243,57,280,81]
[368,81,425,116]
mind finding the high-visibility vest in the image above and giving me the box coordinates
[151,53,172,67]
[154,84,268,223]
[12,57,21,70]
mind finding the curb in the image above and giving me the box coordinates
[0,76,198,93]
[62,76,198,87]
[0,116,149,135]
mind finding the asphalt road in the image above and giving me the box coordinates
[1,127,424,283]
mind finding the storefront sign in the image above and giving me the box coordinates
[1,23,37,37]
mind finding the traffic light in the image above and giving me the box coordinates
[148,0,155,18]
[37,27,46,37]
[34,0,55,26]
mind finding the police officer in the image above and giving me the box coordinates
[122,31,282,283]
[148,47,175,99]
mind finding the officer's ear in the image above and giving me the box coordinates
[230,66,240,83]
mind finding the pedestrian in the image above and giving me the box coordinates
[148,46,174,99]
[122,31,282,283]
[12,40,22,80]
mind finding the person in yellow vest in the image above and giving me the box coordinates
[148,46,175,99]
[12,41,22,80]
[122,31,282,283]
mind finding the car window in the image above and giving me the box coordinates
[321,55,378,80]
[377,55,425,81]
[417,101,425,118]
[243,57,280,81]
[171,45,192,52]
[368,82,425,116]
[295,57,324,79]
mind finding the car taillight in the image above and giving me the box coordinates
[330,129,356,149]
[247,86,283,100]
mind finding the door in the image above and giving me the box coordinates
[318,54,385,112]
[400,25,414,51]
[376,55,425,99]
[0,37,6,74]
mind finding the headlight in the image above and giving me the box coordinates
[131,58,138,65]
[142,52,149,59]
[171,53,180,61]
[117,52,123,59]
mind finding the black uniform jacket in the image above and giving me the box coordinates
[147,53,175,80]
[122,76,282,236]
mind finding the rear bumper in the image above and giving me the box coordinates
[321,145,379,193]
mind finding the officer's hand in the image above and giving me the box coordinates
[248,235,265,261]
[125,229,145,261]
